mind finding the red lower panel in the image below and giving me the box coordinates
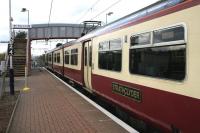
[63,67,83,85]
[92,74,200,133]
[53,65,63,75]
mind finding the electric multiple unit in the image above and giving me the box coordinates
[45,0,200,132]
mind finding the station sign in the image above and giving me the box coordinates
[13,24,31,29]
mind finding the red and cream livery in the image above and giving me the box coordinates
[45,0,200,132]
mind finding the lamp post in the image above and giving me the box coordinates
[9,0,14,95]
[106,12,113,24]
[21,8,30,89]
[21,8,29,25]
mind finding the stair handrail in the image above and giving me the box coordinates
[0,52,9,99]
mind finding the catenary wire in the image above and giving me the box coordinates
[76,0,101,23]
[90,0,121,20]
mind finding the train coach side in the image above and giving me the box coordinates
[63,42,84,86]
[45,51,53,71]
[44,0,200,132]
[91,2,200,133]
[52,47,63,75]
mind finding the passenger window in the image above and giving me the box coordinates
[71,48,78,65]
[153,26,184,44]
[54,53,56,63]
[85,47,87,66]
[57,53,60,63]
[98,39,122,71]
[89,46,92,67]
[130,25,186,80]
[64,51,69,64]
[131,32,151,46]
[48,54,51,62]
[99,41,109,51]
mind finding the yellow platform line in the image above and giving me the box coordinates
[22,87,30,92]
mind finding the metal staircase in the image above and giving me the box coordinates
[13,39,26,76]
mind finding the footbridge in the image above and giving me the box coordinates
[25,23,87,74]
[13,22,101,74]
[29,23,85,40]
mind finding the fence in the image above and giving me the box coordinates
[0,55,9,99]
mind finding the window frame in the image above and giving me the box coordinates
[130,23,187,50]
[153,25,186,47]
[48,54,52,62]
[99,41,110,52]
[54,53,57,63]
[98,38,123,72]
[129,23,187,81]
[57,52,60,63]
[71,48,78,66]
[130,32,152,49]
[89,46,92,67]
[64,50,70,65]
[84,47,87,66]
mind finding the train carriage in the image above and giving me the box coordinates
[52,47,63,75]
[45,51,53,70]
[91,12,198,133]
[45,0,200,132]
[63,42,84,86]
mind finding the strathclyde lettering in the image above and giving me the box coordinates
[112,82,142,102]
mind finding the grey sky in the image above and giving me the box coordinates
[0,0,158,54]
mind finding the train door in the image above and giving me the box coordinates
[52,52,54,70]
[83,41,92,92]
[51,52,53,69]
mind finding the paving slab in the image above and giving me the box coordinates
[0,75,24,97]
[8,69,129,133]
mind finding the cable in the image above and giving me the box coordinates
[47,0,54,40]
[76,0,101,23]
[90,0,121,20]
[46,0,54,47]
[48,0,54,26]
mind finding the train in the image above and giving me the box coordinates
[45,0,200,132]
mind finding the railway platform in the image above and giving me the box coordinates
[7,68,136,133]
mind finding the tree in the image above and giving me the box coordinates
[33,54,45,67]
[15,31,27,39]
[0,53,5,61]
[56,43,62,47]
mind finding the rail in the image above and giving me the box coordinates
[0,53,9,99]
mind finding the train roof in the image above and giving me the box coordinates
[76,0,185,42]
[46,45,63,54]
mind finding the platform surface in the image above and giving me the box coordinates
[8,69,129,133]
